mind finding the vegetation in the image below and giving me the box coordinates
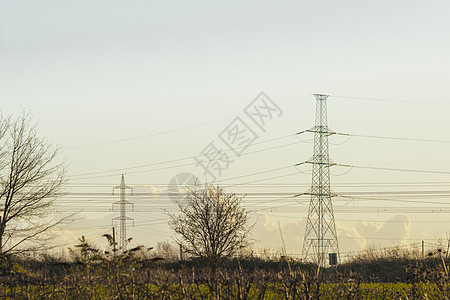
[169,184,252,269]
[0,112,66,255]
[0,113,448,298]
[0,236,448,299]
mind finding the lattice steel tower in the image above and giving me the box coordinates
[301,94,340,266]
[113,174,133,252]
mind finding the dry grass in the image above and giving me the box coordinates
[0,239,448,299]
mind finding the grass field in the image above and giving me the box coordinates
[0,278,448,299]
[0,241,448,299]
[0,254,448,299]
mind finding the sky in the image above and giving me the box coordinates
[1,0,450,260]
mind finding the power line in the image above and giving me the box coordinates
[297,128,450,144]
[68,135,297,181]
[335,132,450,144]
[51,190,450,198]
[331,95,450,107]
[65,117,235,150]
[65,95,313,150]
[336,195,450,206]
[337,163,450,175]
[51,93,450,254]
[62,180,450,188]
[69,129,450,182]
[69,134,294,178]
[265,214,450,224]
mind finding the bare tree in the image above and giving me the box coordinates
[154,241,178,261]
[0,112,66,254]
[169,184,252,267]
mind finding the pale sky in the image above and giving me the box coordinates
[1,1,450,259]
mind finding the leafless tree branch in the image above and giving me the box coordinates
[169,184,252,268]
[0,112,68,254]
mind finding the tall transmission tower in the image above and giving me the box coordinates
[301,94,340,267]
[113,174,134,252]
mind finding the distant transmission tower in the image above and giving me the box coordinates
[113,174,134,252]
[301,94,340,266]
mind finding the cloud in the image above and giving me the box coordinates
[251,212,305,256]
[356,215,411,248]
[336,222,367,254]
[133,185,160,202]
[250,212,412,259]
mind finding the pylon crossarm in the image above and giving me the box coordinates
[301,94,340,267]
[306,128,336,136]
[111,174,133,252]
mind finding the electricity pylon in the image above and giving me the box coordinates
[113,174,133,252]
[301,94,340,267]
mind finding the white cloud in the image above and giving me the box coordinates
[133,185,160,202]
[250,212,413,260]
[356,215,411,248]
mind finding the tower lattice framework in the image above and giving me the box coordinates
[113,174,133,252]
[301,94,340,266]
